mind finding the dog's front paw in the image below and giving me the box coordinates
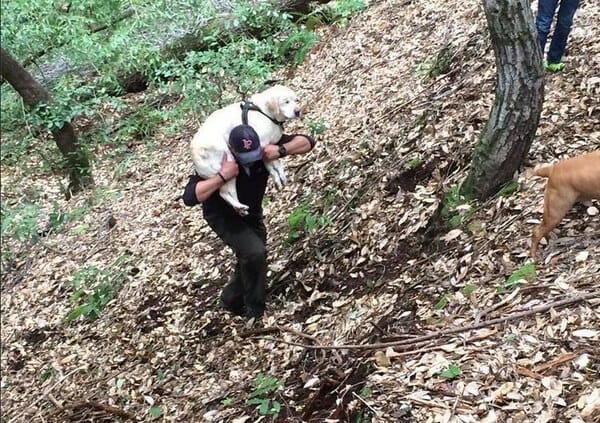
[265,160,287,190]
[272,174,284,190]
[236,205,250,216]
[279,171,287,187]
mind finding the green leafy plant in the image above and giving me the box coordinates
[1,203,41,241]
[65,255,131,322]
[148,406,163,419]
[359,386,372,398]
[39,366,56,381]
[304,0,367,27]
[285,202,331,244]
[438,364,461,379]
[441,185,474,229]
[462,284,477,296]
[406,154,423,170]
[328,0,367,23]
[415,44,455,80]
[434,294,451,310]
[276,29,317,65]
[306,117,327,138]
[246,373,282,417]
[496,181,519,197]
[499,263,536,292]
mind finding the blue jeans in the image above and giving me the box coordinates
[536,0,580,64]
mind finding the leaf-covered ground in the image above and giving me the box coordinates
[2,0,599,422]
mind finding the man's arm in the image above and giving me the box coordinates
[262,134,315,160]
[183,155,239,206]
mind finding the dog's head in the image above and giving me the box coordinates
[253,85,301,122]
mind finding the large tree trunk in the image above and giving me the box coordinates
[0,47,92,196]
[460,0,544,200]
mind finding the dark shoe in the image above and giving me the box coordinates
[220,297,246,316]
[245,307,264,319]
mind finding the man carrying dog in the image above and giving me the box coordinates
[183,124,315,319]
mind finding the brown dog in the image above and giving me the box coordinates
[530,150,600,257]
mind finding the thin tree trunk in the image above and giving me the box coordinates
[460,0,544,200]
[0,47,92,196]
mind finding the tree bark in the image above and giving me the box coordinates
[0,47,92,196]
[460,0,544,200]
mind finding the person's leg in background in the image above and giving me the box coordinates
[536,0,560,54]
[546,0,580,66]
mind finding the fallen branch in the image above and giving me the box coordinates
[534,352,576,374]
[475,286,521,324]
[255,292,598,350]
[46,400,136,421]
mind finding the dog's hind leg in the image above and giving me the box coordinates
[219,179,250,215]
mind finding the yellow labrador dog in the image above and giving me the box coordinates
[190,85,301,215]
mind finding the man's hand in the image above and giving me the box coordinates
[262,144,281,162]
[219,153,239,181]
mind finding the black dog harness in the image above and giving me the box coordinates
[240,101,284,127]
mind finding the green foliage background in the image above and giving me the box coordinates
[1,0,365,169]
[0,0,366,306]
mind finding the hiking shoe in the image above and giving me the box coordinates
[544,61,565,72]
[220,298,246,316]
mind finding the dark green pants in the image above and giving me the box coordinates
[203,211,267,318]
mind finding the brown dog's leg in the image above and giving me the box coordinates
[530,186,578,257]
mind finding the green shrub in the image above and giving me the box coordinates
[246,373,282,417]
[0,0,363,173]
[1,203,41,241]
[65,255,131,322]
[499,263,536,292]
[302,0,367,28]
[306,118,327,138]
[441,185,474,229]
[285,202,331,244]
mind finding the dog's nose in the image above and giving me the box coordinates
[294,108,302,118]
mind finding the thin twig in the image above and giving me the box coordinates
[352,391,379,416]
[45,399,136,421]
[475,287,521,324]
[276,325,320,343]
[11,366,87,422]
[69,401,136,420]
[253,293,598,350]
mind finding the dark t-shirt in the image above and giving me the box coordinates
[200,134,297,218]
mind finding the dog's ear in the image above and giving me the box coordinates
[265,96,279,117]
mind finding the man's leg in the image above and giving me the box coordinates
[239,215,268,318]
[536,0,559,54]
[547,0,580,65]
[220,262,245,315]
[204,212,267,317]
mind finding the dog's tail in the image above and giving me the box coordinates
[533,163,553,178]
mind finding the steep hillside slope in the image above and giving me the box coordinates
[2,0,599,421]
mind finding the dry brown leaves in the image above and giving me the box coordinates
[2,0,600,422]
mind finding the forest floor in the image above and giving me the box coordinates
[1,0,599,422]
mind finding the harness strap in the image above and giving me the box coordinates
[241,101,284,127]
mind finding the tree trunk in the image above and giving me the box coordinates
[460,0,544,200]
[0,47,92,196]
